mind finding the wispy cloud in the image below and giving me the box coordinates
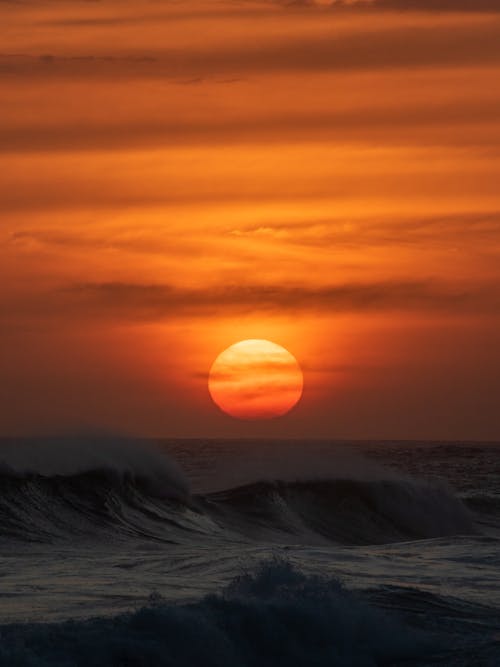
[230,211,500,249]
[2,21,500,82]
[283,0,500,10]
[3,97,500,154]
[46,280,499,321]
[8,211,500,263]
[373,0,500,11]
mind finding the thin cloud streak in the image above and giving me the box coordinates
[9,210,500,255]
[3,99,500,154]
[2,22,500,81]
[231,211,500,249]
[374,0,500,11]
[47,280,500,320]
[282,0,500,10]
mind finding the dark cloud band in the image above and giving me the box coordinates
[52,280,500,320]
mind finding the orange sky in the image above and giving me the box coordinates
[1,0,500,439]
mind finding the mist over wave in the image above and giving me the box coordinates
[0,436,190,499]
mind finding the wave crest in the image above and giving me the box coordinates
[0,461,475,546]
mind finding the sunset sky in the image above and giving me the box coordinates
[1,0,500,439]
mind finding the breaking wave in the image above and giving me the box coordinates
[204,477,476,544]
[0,438,476,546]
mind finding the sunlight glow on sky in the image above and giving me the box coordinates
[1,0,500,439]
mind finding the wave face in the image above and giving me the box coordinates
[0,438,477,546]
[0,559,436,667]
[205,477,476,545]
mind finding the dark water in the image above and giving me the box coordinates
[0,438,499,665]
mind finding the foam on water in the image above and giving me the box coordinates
[0,559,436,667]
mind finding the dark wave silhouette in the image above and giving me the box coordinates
[0,466,477,545]
[204,477,477,544]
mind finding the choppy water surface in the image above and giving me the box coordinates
[0,438,499,665]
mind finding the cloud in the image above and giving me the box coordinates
[7,228,199,258]
[2,96,500,154]
[48,280,500,321]
[284,0,500,10]
[8,212,500,269]
[2,20,500,82]
[374,0,500,11]
[230,211,500,249]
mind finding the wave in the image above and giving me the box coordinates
[0,559,438,667]
[464,493,500,515]
[0,436,189,499]
[204,477,477,545]
[0,437,196,543]
[0,439,477,546]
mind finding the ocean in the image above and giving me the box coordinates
[0,437,498,666]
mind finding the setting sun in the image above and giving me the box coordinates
[208,340,303,420]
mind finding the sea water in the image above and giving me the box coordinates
[0,437,499,665]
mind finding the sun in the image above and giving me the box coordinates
[208,339,303,420]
